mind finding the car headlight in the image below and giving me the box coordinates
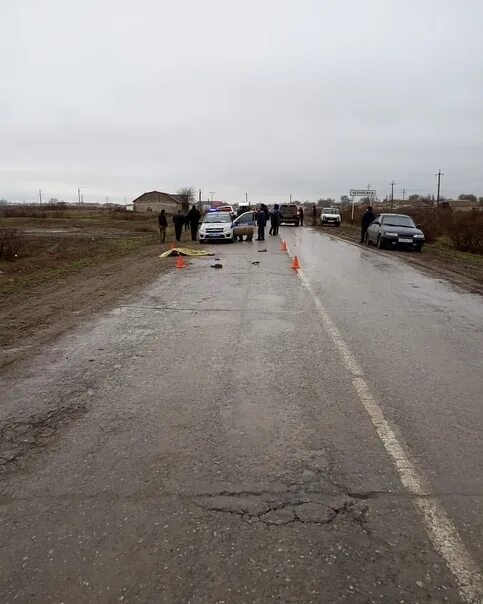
[384,231,399,237]
[414,233,424,238]
[224,226,232,232]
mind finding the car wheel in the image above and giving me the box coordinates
[377,235,385,249]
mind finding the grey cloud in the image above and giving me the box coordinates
[1,0,483,203]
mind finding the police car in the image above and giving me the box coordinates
[199,211,235,243]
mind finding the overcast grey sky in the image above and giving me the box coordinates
[2,0,483,204]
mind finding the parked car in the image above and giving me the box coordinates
[320,207,341,226]
[216,205,237,219]
[366,213,425,251]
[236,202,252,217]
[233,211,256,241]
[199,212,235,243]
[280,203,299,226]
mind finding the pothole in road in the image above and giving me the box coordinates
[0,403,87,475]
[193,490,369,528]
[193,461,369,529]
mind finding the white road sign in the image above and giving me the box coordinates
[350,189,376,196]
[351,189,376,197]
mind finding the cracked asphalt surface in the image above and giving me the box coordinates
[1,227,482,603]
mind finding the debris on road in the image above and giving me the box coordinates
[211,263,223,269]
[257,249,268,252]
[251,261,260,265]
[159,247,214,258]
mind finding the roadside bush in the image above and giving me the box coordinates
[446,212,483,254]
[341,206,363,224]
[0,228,20,260]
[403,208,443,244]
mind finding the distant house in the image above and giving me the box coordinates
[132,191,185,214]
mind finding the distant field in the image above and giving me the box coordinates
[0,211,168,292]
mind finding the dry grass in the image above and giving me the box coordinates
[0,229,20,260]
[0,209,173,293]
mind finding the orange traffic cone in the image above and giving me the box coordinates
[175,255,186,269]
[280,240,288,252]
[291,256,301,270]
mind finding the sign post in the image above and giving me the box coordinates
[349,188,376,224]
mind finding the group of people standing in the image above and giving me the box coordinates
[158,205,201,243]
[254,204,283,241]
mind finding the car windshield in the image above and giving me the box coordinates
[383,215,415,227]
[323,208,339,214]
[203,213,232,223]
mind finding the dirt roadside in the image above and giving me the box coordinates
[0,243,176,371]
[318,224,483,295]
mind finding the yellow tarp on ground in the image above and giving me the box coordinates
[159,247,214,258]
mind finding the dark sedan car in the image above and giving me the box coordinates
[366,213,425,251]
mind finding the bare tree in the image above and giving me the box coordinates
[176,187,196,213]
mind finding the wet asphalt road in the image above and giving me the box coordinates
[1,227,482,603]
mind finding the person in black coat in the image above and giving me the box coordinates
[269,204,281,236]
[256,208,267,241]
[173,209,186,242]
[360,206,376,243]
[261,204,270,223]
[158,209,168,243]
[187,205,201,241]
[298,206,304,226]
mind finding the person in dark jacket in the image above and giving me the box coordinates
[269,204,281,236]
[298,206,304,226]
[158,209,168,243]
[256,208,267,241]
[312,204,317,226]
[187,205,201,241]
[360,206,376,243]
[261,203,270,224]
[173,209,186,242]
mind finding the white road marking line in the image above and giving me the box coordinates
[294,264,483,604]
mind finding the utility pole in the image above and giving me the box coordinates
[245,192,248,203]
[210,191,215,203]
[390,181,395,210]
[78,187,81,205]
[290,193,292,203]
[402,188,406,201]
[436,169,444,208]
[39,189,42,205]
